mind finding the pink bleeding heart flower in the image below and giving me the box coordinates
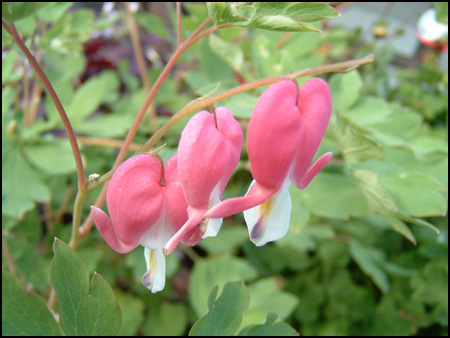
[91,154,200,293]
[206,78,333,246]
[164,107,243,255]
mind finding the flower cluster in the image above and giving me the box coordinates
[92,78,332,292]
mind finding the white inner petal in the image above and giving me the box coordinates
[244,180,292,246]
[202,217,223,239]
[142,247,166,293]
[202,184,223,239]
[139,203,173,249]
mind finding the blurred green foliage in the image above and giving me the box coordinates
[2,2,448,336]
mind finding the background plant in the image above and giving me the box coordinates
[2,2,447,336]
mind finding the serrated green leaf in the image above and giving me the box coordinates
[50,239,121,336]
[189,255,258,317]
[350,241,389,293]
[2,270,61,336]
[238,313,298,336]
[190,281,250,336]
[2,150,50,219]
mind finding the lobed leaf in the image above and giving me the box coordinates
[238,313,298,336]
[2,150,51,219]
[50,238,122,336]
[2,270,61,336]
[190,281,250,336]
[189,255,258,317]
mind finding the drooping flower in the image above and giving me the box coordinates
[164,107,243,255]
[91,154,201,293]
[206,78,333,246]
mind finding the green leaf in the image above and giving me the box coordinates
[329,71,362,112]
[251,33,285,78]
[144,302,187,336]
[384,215,416,245]
[411,260,448,321]
[207,2,339,32]
[2,2,51,22]
[396,212,441,235]
[238,313,298,336]
[380,172,447,217]
[22,138,80,175]
[222,91,259,119]
[2,3,12,22]
[206,2,256,26]
[209,33,244,72]
[353,169,398,214]
[50,239,122,336]
[300,172,369,220]
[190,281,250,336]
[350,241,389,293]
[189,255,258,317]
[340,96,391,127]
[199,226,248,254]
[370,105,422,139]
[35,2,73,23]
[2,270,61,336]
[339,124,385,165]
[2,49,22,85]
[136,12,171,40]
[241,277,299,329]
[2,150,50,219]
[74,113,134,138]
[434,3,448,25]
[67,70,119,123]
[115,291,144,336]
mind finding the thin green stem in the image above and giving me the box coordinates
[68,189,88,249]
[2,235,18,279]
